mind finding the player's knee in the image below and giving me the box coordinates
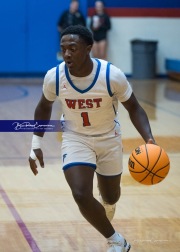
[105,196,119,205]
[103,188,121,205]
[72,190,92,207]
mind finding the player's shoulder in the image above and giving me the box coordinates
[44,67,56,85]
[95,59,125,79]
[96,58,110,70]
[107,62,126,81]
[97,59,121,72]
[45,62,65,83]
[46,66,56,76]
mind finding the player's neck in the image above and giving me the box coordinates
[69,58,93,77]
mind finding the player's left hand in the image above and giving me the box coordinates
[147,138,156,145]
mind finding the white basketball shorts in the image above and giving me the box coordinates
[61,125,123,176]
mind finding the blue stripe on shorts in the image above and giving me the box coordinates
[63,162,96,171]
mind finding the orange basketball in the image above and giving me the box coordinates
[128,144,170,185]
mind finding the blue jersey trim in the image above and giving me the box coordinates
[56,64,59,96]
[106,62,113,97]
[63,162,96,171]
[64,59,101,94]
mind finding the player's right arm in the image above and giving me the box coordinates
[29,68,57,176]
[29,94,54,175]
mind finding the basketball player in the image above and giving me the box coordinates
[29,25,155,252]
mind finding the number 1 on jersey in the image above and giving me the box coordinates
[81,112,91,127]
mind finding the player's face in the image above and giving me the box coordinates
[60,34,92,76]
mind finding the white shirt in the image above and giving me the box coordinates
[43,58,132,135]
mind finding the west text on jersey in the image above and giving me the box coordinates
[65,98,102,109]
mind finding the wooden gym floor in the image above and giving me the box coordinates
[0,77,179,252]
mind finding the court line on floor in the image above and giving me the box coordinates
[0,85,29,103]
[0,183,41,252]
[138,97,180,117]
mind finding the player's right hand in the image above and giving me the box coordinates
[29,149,44,176]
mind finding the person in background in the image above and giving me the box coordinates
[57,0,86,33]
[57,0,86,60]
[90,0,111,60]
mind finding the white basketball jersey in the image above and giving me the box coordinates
[43,58,132,135]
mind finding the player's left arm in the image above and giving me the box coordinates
[110,65,155,145]
[121,92,155,144]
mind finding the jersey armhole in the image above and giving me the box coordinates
[56,64,60,96]
[106,62,113,97]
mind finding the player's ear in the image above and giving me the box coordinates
[87,44,93,54]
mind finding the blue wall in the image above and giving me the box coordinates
[0,0,179,75]
[0,0,87,75]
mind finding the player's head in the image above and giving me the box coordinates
[60,25,94,73]
[61,25,94,46]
